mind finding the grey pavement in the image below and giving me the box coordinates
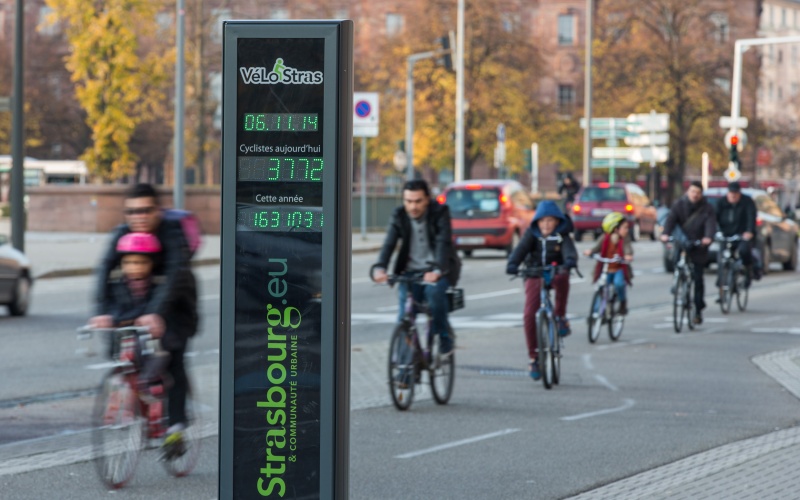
[4,215,800,498]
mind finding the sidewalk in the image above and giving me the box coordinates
[5,216,800,498]
[0,216,385,279]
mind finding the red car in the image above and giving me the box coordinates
[438,180,536,257]
[571,182,658,241]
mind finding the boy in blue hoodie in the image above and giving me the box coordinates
[506,201,578,380]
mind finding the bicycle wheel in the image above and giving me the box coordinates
[588,290,604,344]
[537,313,554,390]
[430,331,455,405]
[92,369,146,489]
[552,324,561,386]
[161,384,204,477]
[388,323,415,410]
[719,264,733,314]
[736,269,749,311]
[608,298,624,341]
[686,276,696,331]
[673,275,685,333]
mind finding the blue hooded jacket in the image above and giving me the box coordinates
[506,200,578,274]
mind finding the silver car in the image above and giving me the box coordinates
[0,234,32,316]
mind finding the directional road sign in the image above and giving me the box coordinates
[624,133,669,146]
[589,128,638,139]
[628,146,669,163]
[580,117,631,129]
[626,112,669,133]
[719,116,748,129]
[593,147,633,159]
[590,158,639,169]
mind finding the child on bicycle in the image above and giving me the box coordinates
[90,232,198,458]
[583,212,634,315]
[506,200,577,380]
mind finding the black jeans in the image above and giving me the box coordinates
[674,249,708,312]
[167,347,188,427]
[716,239,753,287]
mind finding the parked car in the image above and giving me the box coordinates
[438,179,536,257]
[0,234,32,316]
[570,182,658,241]
[660,187,798,273]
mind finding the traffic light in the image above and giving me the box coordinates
[523,148,532,171]
[437,34,453,71]
[729,135,739,168]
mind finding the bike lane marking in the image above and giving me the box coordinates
[560,399,635,422]
[394,428,520,459]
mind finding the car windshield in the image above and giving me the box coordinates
[445,188,501,219]
[579,186,627,202]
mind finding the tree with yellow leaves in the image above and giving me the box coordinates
[45,0,172,181]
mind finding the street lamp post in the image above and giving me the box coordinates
[11,0,25,252]
[455,0,465,183]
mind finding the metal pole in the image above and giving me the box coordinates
[701,152,709,191]
[10,0,25,252]
[582,0,593,186]
[360,137,367,240]
[173,0,186,208]
[531,142,539,195]
[455,0,465,182]
[405,57,414,181]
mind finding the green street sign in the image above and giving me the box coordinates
[590,158,640,169]
[590,128,637,139]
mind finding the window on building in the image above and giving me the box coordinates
[156,12,173,33]
[334,8,349,19]
[769,82,774,100]
[558,85,575,114]
[386,13,404,36]
[38,6,59,36]
[210,8,231,44]
[714,78,731,93]
[794,46,798,64]
[710,13,729,43]
[782,8,787,27]
[779,49,783,63]
[558,14,574,45]
[792,83,799,97]
[779,86,783,100]
[272,8,290,20]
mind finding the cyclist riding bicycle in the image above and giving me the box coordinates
[90,232,198,459]
[660,181,717,325]
[506,200,577,380]
[583,212,634,315]
[371,179,460,355]
[715,181,761,292]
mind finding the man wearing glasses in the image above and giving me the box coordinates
[93,183,193,337]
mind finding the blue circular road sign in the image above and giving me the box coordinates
[355,100,371,118]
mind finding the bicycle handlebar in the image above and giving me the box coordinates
[714,233,742,243]
[665,237,704,248]
[588,254,631,264]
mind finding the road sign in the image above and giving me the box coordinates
[353,91,379,137]
[493,142,506,168]
[719,116,748,129]
[756,147,772,167]
[580,117,630,129]
[0,96,9,112]
[628,146,669,163]
[590,158,639,169]
[496,123,506,142]
[589,128,638,139]
[626,112,669,133]
[221,21,352,499]
[724,128,747,151]
[593,147,633,159]
[624,133,669,146]
[393,150,407,172]
[723,166,742,181]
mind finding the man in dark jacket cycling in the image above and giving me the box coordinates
[715,181,760,288]
[660,181,717,324]
[371,179,459,354]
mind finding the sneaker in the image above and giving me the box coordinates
[693,313,703,325]
[161,427,186,460]
[556,317,571,337]
[395,370,412,389]
[618,301,628,315]
[439,335,454,356]
[528,361,541,381]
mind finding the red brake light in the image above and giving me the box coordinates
[465,184,482,190]
[625,204,634,213]
[572,204,581,214]
[597,182,610,188]
[499,194,509,205]
[436,194,446,204]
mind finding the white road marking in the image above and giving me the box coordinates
[582,353,593,370]
[594,374,619,392]
[751,328,800,335]
[394,428,520,459]
[560,398,635,421]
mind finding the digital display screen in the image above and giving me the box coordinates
[237,205,323,232]
[243,113,319,132]
[238,156,323,182]
[232,36,326,498]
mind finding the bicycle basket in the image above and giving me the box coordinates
[446,287,465,312]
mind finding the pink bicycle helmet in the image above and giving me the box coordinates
[116,232,162,255]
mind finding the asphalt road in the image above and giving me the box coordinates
[1,239,800,499]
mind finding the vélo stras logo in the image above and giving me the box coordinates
[240,58,323,85]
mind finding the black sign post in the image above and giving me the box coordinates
[219,21,353,499]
